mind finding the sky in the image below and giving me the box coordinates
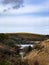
[0,0,49,34]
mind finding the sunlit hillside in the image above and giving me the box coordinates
[24,39,49,65]
[0,33,49,65]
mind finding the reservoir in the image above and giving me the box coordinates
[17,44,34,49]
[18,44,33,59]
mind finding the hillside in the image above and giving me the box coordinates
[0,33,49,65]
[5,33,45,39]
[0,33,48,45]
[0,39,49,65]
[24,39,49,65]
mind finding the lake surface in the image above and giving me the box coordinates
[17,44,33,49]
[16,44,34,59]
[19,44,33,59]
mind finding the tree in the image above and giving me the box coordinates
[28,46,32,52]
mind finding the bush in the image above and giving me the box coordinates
[28,46,33,52]
[5,61,13,65]
[0,61,5,65]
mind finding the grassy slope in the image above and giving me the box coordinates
[24,39,49,65]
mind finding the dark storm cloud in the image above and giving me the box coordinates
[3,0,23,4]
[2,0,23,9]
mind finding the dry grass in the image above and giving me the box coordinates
[24,39,49,65]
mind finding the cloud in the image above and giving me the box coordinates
[3,0,22,4]
[0,16,49,27]
[0,26,49,34]
[0,15,49,34]
[0,0,49,34]
[24,0,45,5]
[0,0,49,14]
[2,0,23,9]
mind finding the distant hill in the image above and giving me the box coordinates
[6,33,45,38]
[0,32,47,40]
[0,33,49,46]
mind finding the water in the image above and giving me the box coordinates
[18,44,33,59]
[19,51,24,60]
[17,44,33,49]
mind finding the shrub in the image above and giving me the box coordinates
[5,61,13,65]
[0,61,5,65]
[28,46,33,52]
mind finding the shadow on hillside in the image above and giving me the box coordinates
[34,60,39,65]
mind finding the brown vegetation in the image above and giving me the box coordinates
[24,39,49,65]
[0,33,49,65]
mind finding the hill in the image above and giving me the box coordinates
[5,33,45,39]
[0,33,49,47]
[0,33,49,65]
[24,39,49,65]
